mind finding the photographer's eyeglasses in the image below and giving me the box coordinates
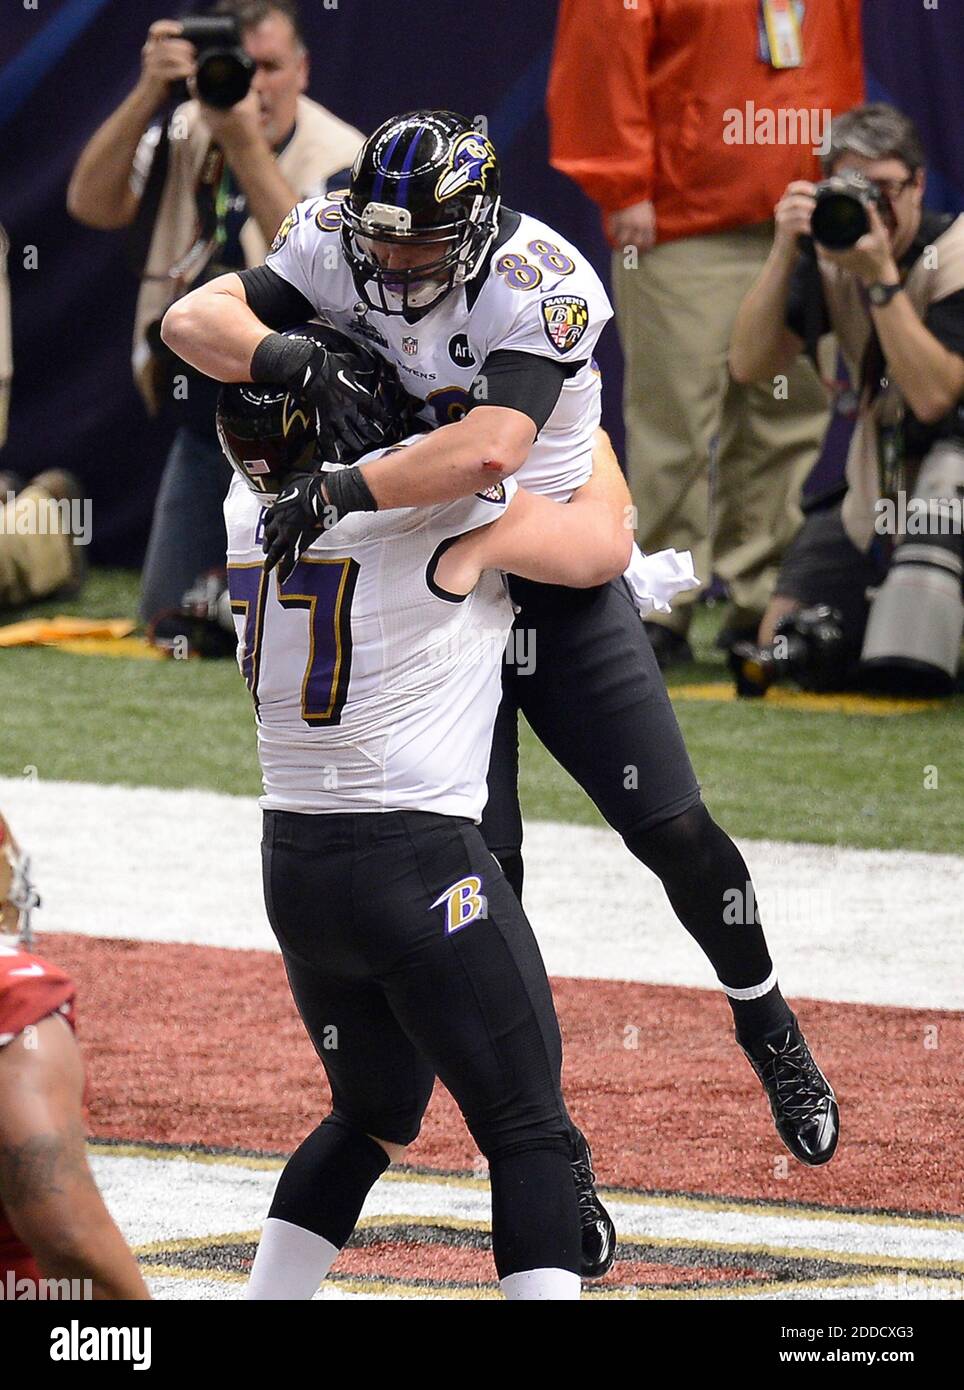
[876,175,916,202]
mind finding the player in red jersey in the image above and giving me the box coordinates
[0,812,148,1299]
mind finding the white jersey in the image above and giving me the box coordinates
[224,444,517,820]
[265,199,613,500]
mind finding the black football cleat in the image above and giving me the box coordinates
[570,1130,616,1278]
[741,1020,839,1166]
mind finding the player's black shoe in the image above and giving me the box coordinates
[570,1130,616,1278]
[741,1020,839,1166]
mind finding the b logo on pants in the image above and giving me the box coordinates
[431,876,486,935]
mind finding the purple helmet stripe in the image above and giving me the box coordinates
[371,127,405,203]
[394,128,425,209]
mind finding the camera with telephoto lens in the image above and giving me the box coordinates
[809,171,883,251]
[728,605,847,697]
[860,439,964,696]
[179,15,254,109]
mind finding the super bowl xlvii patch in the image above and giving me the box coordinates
[541,295,589,354]
[270,206,298,253]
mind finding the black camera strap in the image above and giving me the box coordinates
[125,116,172,278]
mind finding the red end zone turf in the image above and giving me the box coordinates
[45,933,963,1218]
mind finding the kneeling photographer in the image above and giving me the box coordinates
[67,0,362,625]
[729,103,964,697]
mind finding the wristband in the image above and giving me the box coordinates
[323,465,378,518]
[250,332,314,386]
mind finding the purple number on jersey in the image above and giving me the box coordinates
[227,557,359,725]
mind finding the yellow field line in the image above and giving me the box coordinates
[134,1215,964,1276]
[667,683,940,716]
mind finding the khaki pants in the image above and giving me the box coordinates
[0,487,75,608]
[613,224,830,635]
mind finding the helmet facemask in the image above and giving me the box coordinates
[342,192,500,318]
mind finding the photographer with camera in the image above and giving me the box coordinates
[729,104,964,696]
[67,0,362,624]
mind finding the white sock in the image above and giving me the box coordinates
[499,1268,581,1301]
[246,1217,340,1300]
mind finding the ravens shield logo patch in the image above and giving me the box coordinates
[270,207,298,253]
[541,295,589,354]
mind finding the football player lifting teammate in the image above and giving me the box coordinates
[164,112,840,1275]
[217,332,635,1298]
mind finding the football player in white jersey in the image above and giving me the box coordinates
[214,330,633,1300]
[163,111,839,1207]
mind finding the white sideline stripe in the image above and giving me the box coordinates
[2,777,962,1009]
[88,1152,964,1293]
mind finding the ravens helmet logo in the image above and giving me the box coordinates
[435,133,497,202]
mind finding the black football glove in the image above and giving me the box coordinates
[251,333,403,460]
[261,472,331,581]
[262,466,378,581]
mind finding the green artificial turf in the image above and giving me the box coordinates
[2,570,961,852]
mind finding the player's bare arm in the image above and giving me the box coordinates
[163,271,537,502]
[0,1015,149,1299]
[359,404,535,506]
[161,271,270,380]
[437,429,633,595]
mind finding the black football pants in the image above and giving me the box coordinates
[481,575,775,992]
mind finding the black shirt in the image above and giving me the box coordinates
[784,210,964,451]
[785,210,964,358]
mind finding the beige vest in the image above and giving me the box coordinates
[818,214,964,550]
[132,94,362,411]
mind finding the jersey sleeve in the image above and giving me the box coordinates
[0,947,76,1048]
[263,198,336,312]
[489,255,613,367]
[428,475,519,541]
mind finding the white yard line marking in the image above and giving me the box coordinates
[3,777,962,1008]
[87,1151,963,1303]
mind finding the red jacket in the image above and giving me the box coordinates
[547,0,864,244]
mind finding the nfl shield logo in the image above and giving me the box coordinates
[402,336,418,355]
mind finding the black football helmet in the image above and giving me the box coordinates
[341,109,501,317]
[217,324,414,496]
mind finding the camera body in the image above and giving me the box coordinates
[729,606,848,697]
[810,171,883,251]
[180,15,254,110]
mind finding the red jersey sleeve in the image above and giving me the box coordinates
[0,945,76,1047]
